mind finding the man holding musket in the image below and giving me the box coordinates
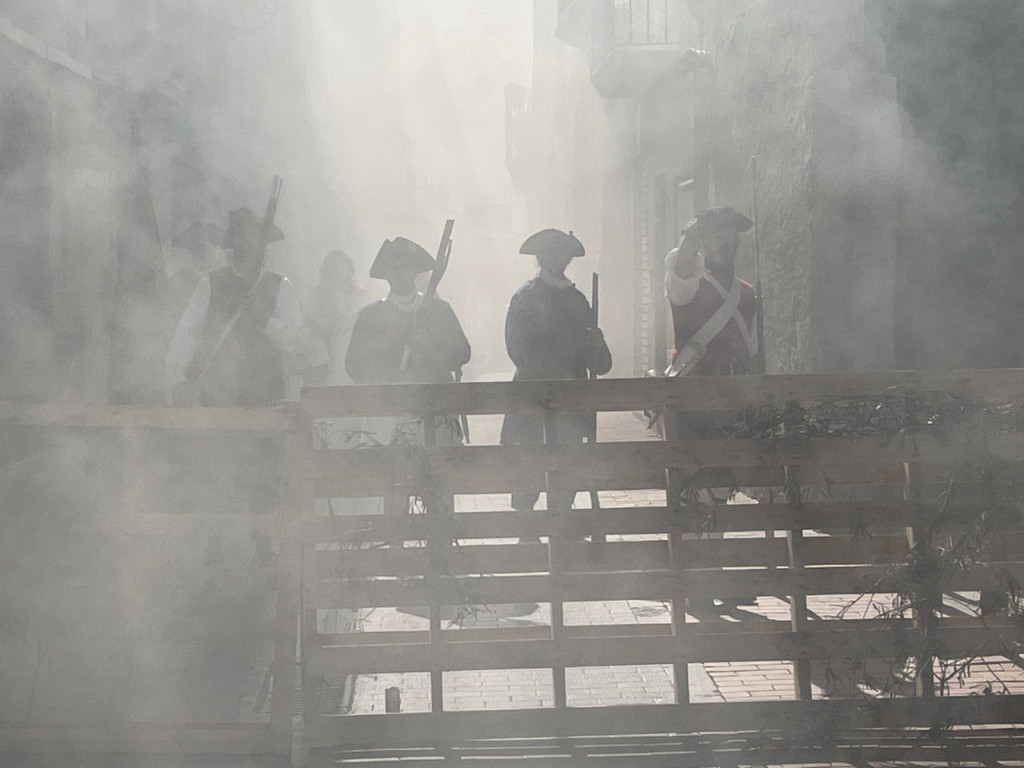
[165,203,303,407]
[500,228,612,515]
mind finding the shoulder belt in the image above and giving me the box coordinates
[664,275,742,377]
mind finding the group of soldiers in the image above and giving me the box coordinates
[164,199,759,514]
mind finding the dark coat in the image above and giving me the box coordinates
[192,268,285,407]
[344,296,471,385]
[500,277,611,445]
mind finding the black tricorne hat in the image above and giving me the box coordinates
[220,207,284,250]
[369,237,435,280]
[519,228,585,258]
[694,206,753,234]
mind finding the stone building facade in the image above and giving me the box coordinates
[869,0,1024,370]
[511,0,902,375]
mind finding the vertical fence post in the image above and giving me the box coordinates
[543,406,568,710]
[904,461,936,698]
[784,465,813,701]
[300,412,323,755]
[272,409,306,755]
[423,411,445,714]
[115,424,145,721]
[662,406,690,704]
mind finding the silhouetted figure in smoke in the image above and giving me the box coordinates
[304,250,367,387]
[345,237,471,448]
[665,206,759,610]
[500,229,612,514]
[165,208,303,406]
[345,237,470,386]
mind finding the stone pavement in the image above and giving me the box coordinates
[335,410,1024,716]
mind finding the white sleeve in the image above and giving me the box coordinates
[165,275,211,390]
[266,276,305,354]
[664,247,703,306]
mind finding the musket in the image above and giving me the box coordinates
[425,219,454,300]
[750,156,766,375]
[257,175,283,274]
[423,219,470,442]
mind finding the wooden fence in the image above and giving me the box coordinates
[0,403,304,766]
[301,370,1024,767]
[4,370,1024,766]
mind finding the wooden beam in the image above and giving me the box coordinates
[0,402,297,431]
[306,617,1024,676]
[308,561,1024,609]
[304,694,1024,747]
[301,369,1024,418]
[303,501,1016,542]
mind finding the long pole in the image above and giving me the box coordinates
[750,156,766,375]
[589,272,601,516]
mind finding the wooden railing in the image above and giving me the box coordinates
[301,370,1024,765]
[0,403,304,764]
[4,370,1024,765]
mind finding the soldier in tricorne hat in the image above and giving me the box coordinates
[344,236,470,387]
[165,207,303,406]
[499,228,612,514]
[664,205,759,610]
[665,206,758,382]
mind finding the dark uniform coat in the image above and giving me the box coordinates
[345,296,471,385]
[499,277,611,445]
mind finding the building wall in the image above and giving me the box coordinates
[691,0,898,373]
[870,0,1024,369]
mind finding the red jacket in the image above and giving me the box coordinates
[669,273,758,376]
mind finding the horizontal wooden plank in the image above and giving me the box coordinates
[304,694,1024,748]
[0,402,300,432]
[309,433,1003,497]
[0,722,287,755]
[310,534,934,580]
[306,621,1024,674]
[314,541,677,579]
[304,501,1018,542]
[301,369,1024,418]
[308,561,1024,608]
[314,624,680,647]
[307,730,1024,768]
[309,435,979,479]
[307,566,889,607]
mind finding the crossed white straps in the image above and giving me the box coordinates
[704,273,758,358]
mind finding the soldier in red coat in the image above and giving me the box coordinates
[665,206,759,439]
[665,206,759,612]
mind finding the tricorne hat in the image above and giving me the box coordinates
[220,207,284,251]
[369,237,435,280]
[519,228,585,258]
[693,206,753,234]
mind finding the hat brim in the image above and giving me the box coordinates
[220,223,284,250]
[369,237,436,279]
[695,207,753,234]
[519,228,585,258]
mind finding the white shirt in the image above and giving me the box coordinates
[165,271,304,391]
[664,247,704,306]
